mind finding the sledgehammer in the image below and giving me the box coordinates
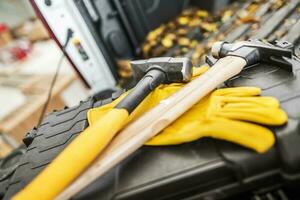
[12,57,192,200]
[57,40,293,200]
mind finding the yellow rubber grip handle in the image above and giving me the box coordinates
[13,108,129,200]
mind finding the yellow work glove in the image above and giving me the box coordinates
[146,87,287,153]
[88,67,287,153]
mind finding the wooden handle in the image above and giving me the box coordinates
[56,56,247,200]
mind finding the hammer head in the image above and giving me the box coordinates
[211,40,293,67]
[130,57,193,83]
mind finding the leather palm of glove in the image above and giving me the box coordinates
[88,66,287,153]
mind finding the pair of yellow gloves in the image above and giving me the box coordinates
[89,66,287,153]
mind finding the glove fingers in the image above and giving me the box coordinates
[210,96,280,111]
[212,87,261,97]
[147,118,275,153]
[208,96,287,125]
[213,107,287,125]
[205,118,275,153]
[219,96,280,108]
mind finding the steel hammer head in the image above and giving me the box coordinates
[130,57,193,83]
[211,40,293,67]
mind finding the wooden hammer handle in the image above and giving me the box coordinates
[56,56,247,200]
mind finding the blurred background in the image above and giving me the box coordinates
[0,0,89,157]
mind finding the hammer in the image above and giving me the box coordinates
[56,40,293,200]
[12,58,192,200]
